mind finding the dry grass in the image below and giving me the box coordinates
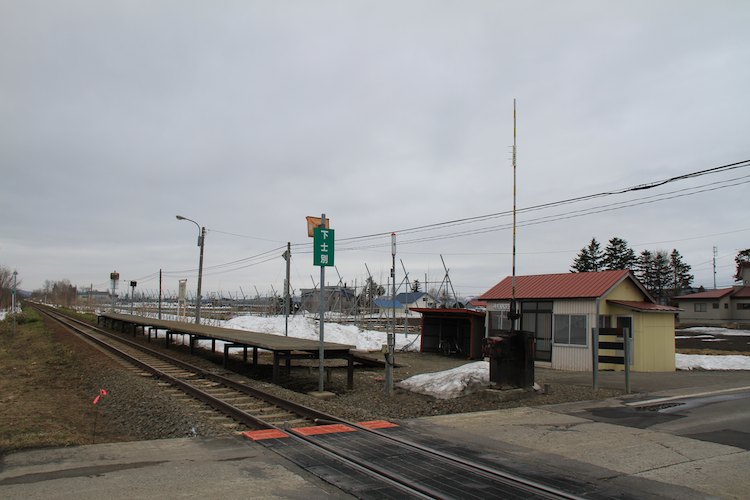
[676,348,747,356]
[0,309,124,455]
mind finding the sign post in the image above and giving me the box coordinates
[310,214,334,393]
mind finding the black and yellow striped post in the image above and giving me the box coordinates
[593,327,631,393]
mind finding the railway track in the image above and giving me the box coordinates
[33,304,340,431]
[35,304,583,500]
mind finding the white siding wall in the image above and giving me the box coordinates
[550,300,596,371]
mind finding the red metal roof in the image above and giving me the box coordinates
[674,288,736,300]
[607,300,680,312]
[734,287,750,298]
[410,307,486,318]
[480,269,635,300]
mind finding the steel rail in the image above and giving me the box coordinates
[340,422,582,500]
[36,305,580,499]
[33,305,331,430]
[35,304,342,425]
[34,307,444,497]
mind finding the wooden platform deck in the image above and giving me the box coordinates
[98,312,355,388]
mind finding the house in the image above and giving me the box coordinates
[674,264,750,327]
[479,269,680,372]
[374,292,437,315]
[300,286,356,313]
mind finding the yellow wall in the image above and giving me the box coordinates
[598,279,676,372]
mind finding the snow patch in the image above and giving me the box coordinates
[396,361,489,399]
[676,353,750,370]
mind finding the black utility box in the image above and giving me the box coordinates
[483,331,535,389]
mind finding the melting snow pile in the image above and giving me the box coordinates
[224,314,421,352]
[396,361,489,399]
[676,353,750,371]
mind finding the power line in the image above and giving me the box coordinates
[334,176,750,251]
[122,159,749,282]
[334,158,750,244]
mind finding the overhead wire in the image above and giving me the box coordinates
[138,159,750,280]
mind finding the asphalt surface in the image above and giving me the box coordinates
[2,369,750,499]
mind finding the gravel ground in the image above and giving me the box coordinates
[85,332,623,441]
[12,311,746,451]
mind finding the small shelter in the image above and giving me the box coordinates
[480,270,679,372]
[411,308,486,359]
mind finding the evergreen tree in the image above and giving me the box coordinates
[651,251,672,303]
[669,249,693,293]
[602,237,637,271]
[635,250,655,291]
[636,250,684,303]
[358,276,384,309]
[570,238,603,272]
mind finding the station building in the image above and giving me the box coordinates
[480,269,680,372]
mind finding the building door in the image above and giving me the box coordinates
[521,301,553,362]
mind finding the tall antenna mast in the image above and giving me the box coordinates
[510,99,519,331]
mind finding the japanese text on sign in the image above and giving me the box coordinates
[313,227,334,267]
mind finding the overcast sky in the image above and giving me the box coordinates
[2,1,749,299]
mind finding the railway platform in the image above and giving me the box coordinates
[98,312,356,388]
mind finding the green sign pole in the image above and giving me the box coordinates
[313,215,335,393]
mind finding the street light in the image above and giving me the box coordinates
[12,270,17,335]
[176,215,205,325]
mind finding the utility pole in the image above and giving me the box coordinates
[364,263,375,317]
[158,269,163,319]
[283,242,291,336]
[713,246,718,289]
[385,233,396,395]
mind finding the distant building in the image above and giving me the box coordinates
[300,286,356,313]
[674,264,750,327]
[374,292,437,315]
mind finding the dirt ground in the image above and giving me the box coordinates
[675,328,750,353]
[0,308,130,453]
[3,308,745,457]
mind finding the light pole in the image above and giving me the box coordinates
[176,215,205,325]
[12,270,17,334]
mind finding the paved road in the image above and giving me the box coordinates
[3,369,750,499]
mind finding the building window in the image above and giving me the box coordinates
[694,303,707,312]
[712,303,719,309]
[738,303,750,310]
[554,314,587,346]
[489,310,512,331]
[725,303,729,309]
